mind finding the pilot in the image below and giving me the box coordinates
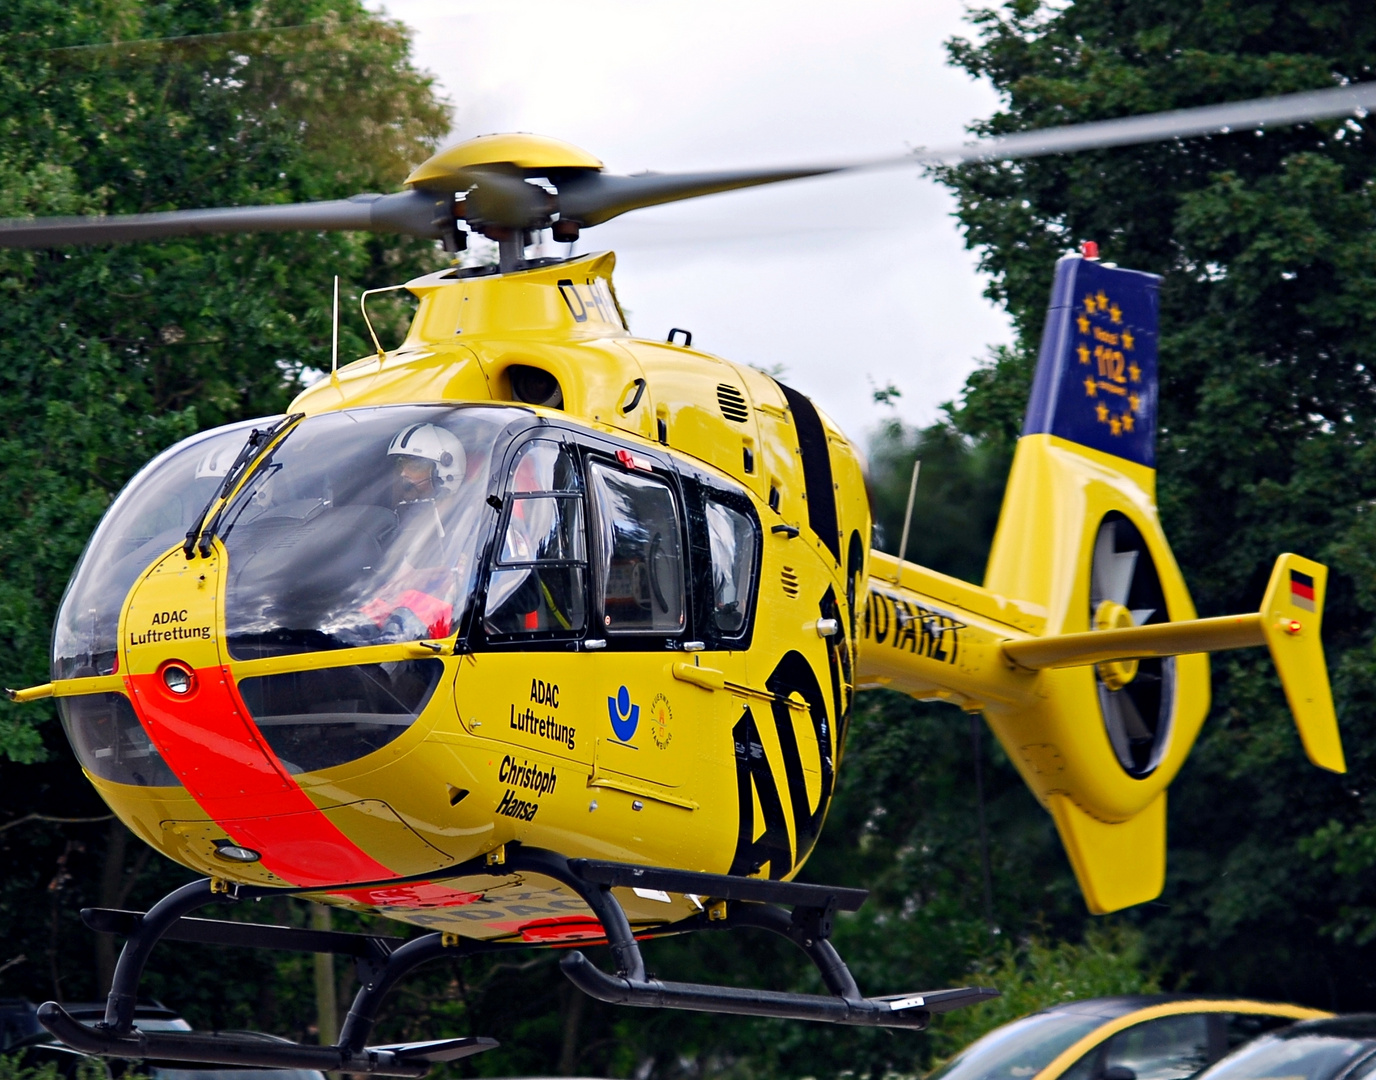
[388,422,466,510]
[364,422,470,641]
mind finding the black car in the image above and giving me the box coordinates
[1194,1016,1376,1080]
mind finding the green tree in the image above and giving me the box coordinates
[0,0,450,1026]
[935,0,1376,1009]
[0,3,1165,1072]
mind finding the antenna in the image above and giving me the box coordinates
[360,283,412,365]
[896,458,921,565]
[330,275,340,381]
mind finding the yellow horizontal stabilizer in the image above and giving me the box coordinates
[1001,552,1343,775]
[1002,614,1263,669]
[1259,554,1344,773]
[1047,791,1166,914]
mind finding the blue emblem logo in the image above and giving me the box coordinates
[608,685,640,742]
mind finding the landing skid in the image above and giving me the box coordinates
[41,846,996,1073]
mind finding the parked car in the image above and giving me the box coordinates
[0,998,325,1080]
[928,995,1331,1080]
[1193,1015,1376,1080]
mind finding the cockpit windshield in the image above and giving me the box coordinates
[53,418,268,680]
[220,405,519,659]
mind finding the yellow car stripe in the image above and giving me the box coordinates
[1037,1000,1334,1080]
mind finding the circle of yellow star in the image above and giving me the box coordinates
[1109,416,1122,435]
[1096,402,1110,423]
[1122,328,1135,350]
[1109,303,1122,324]
[1128,362,1142,382]
[1121,413,1134,432]
[1084,376,1098,396]
[1078,344,1091,365]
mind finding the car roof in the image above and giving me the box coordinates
[1278,1015,1376,1040]
[1037,995,1315,1021]
[58,1002,181,1021]
[0,999,180,1021]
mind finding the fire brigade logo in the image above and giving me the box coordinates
[649,693,673,750]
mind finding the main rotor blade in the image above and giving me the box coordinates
[3,81,1374,248]
[557,165,856,227]
[555,82,1376,227]
[0,189,448,249]
[917,80,1376,166]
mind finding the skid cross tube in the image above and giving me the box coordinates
[43,877,500,1075]
[103,878,220,1031]
[82,906,405,961]
[490,846,997,1029]
[46,845,996,1068]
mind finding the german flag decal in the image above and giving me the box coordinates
[1291,569,1317,612]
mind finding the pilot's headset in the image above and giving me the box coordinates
[387,423,467,497]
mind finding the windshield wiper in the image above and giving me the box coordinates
[183,413,304,559]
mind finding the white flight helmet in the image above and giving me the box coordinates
[387,422,467,489]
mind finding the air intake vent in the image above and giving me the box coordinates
[717,384,749,423]
[780,566,800,598]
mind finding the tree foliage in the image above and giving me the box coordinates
[0,0,450,761]
[22,0,1369,1074]
[0,0,452,1041]
[935,0,1376,1008]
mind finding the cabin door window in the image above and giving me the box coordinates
[484,440,587,637]
[588,462,685,635]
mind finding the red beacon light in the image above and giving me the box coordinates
[616,448,653,471]
[1081,240,1100,260]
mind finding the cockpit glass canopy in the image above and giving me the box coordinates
[220,405,517,659]
[52,406,526,679]
[53,418,267,680]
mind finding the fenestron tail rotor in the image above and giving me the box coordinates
[3,81,1376,258]
[1089,513,1175,779]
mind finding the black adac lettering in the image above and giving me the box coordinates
[727,704,792,879]
[863,590,961,665]
[495,788,539,822]
[865,588,890,644]
[509,703,577,750]
[498,754,558,797]
[530,678,559,708]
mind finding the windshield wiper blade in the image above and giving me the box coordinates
[183,413,304,559]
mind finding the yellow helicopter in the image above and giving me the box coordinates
[3,81,1372,1076]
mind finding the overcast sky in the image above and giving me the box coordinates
[366,0,1012,443]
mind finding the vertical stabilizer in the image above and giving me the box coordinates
[982,254,1199,914]
[1022,255,1161,467]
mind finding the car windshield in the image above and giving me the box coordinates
[220,405,520,658]
[1195,1034,1374,1080]
[928,1012,1107,1080]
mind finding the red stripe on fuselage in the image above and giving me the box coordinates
[127,665,396,887]
[330,882,482,908]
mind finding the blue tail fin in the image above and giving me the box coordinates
[1022,254,1161,467]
